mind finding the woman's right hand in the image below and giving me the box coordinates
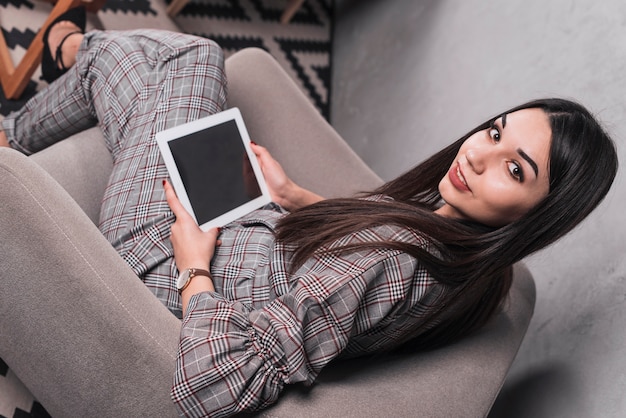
[164,179,219,274]
[251,142,324,211]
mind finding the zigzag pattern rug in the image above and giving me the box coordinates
[0,1,332,416]
[0,0,332,119]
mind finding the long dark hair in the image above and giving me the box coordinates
[276,98,618,350]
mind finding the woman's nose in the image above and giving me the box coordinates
[465,148,486,174]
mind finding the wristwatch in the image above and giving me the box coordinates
[176,268,211,293]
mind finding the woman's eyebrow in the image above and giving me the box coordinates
[517,149,539,177]
[500,114,538,177]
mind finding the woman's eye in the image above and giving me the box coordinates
[489,127,501,142]
[507,161,524,182]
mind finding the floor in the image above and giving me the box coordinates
[331,1,626,417]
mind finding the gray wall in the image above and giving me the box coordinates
[331,1,626,417]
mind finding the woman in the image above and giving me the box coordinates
[0,9,618,418]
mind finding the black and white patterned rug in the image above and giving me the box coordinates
[0,1,332,416]
[0,0,333,119]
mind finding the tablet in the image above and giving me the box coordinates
[156,107,271,231]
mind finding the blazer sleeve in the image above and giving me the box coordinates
[171,246,425,418]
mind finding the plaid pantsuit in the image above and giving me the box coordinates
[2,30,441,417]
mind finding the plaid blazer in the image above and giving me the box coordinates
[172,199,442,417]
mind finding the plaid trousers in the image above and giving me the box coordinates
[3,30,227,317]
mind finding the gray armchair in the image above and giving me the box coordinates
[0,48,535,417]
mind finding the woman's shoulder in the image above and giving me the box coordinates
[365,223,430,250]
[344,194,430,248]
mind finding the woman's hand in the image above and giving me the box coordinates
[251,142,323,211]
[164,179,220,273]
[250,142,295,208]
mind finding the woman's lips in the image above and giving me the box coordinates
[448,162,470,192]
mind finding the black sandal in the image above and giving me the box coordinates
[41,6,87,84]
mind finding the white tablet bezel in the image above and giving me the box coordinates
[156,107,271,231]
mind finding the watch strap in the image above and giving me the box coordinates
[179,268,211,293]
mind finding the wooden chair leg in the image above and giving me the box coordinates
[167,0,191,17]
[0,0,104,100]
[281,0,305,24]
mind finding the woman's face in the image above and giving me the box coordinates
[436,108,551,227]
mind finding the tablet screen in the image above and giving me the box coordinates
[156,107,271,230]
[168,119,263,225]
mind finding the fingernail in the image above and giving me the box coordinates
[162,179,166,186]
[250,141,257,146]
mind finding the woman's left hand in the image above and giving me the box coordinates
[164,179,220,272]
[251,142,324,211]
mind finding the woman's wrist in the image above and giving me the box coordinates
[181,274,215,316]
[286,184,323,211]
[282,181,302,210]
[182,275,215,294]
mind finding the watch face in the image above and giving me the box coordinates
[176,269,191,290]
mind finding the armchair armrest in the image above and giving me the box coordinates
[30,127,112,224]
[0,147,180,417]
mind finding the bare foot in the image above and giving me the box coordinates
[0,130,9,148]
[47,20,84,70]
